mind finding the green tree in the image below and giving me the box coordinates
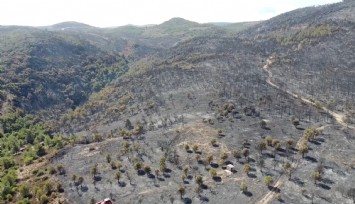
[242,148,249,162]
[207,154,213,164]
[195,175,203,186]
[71,174,77,184]
[298,143,309,158]
[115,172,121,184]
[19,184,30,198]
[257,157,265,173]
[264,176,273,188]
[57,165,65,175]
[210,169,217,178]
[39,194,49,204]
[291,116,300,127]
[220,151,228,160]
[106,154,111,163]
[160,157,166,172]
[272,139,280,147]
[256,141,267,154]
[1,157,15,169]
[35,144,46,156]
[192,145,198,153]
[110,161,117,169]
[90,165,98,179]
[185,144,190,152]
[134,161,142,170]
[178,186,186,199]
[116,162,122,170]
[240,182,248,193]
[243,164,251,176]
[195,154,201,162]
[311,171,321,184]
[43,181,52,196]
[78,176,84,187]
[183,166,189,176]
[144,164,151,174]
[283,161,293,180]
[232,149,240,161]
[155,169,160,178]
[265,135,273,146]
[211,138,217,146]
[125,119,133,130]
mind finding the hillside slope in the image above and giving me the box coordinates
[0,2,354,204]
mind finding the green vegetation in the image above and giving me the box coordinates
[240,182,248,193]
[0,108,68,202]
[264,176,274,187]
[277,25,332,46]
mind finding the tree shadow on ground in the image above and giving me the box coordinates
[164,168,172,173]
[163,173,171,178]
[321,178,334,185]
[210,163,219,168]
[183,197,192,204]
[247,173,257,178]
[137,170,146,176]
[278,198,285,203]
[317,183,331,190]
[265,153,275,159]
[119,181,126,187]
[315,137,325,143]
[248,157,256,163]
[147,174,155,179]
[212,176,222,182]
[201,184,208,190]
[290,177,305,186]
[304,156,317,163]
[269,186,281,193]
[80,186,88,192]
[296,127,305,131]
[310,140,322,145]
[94,176,102,182]
[199,195,209,202]
[183,180,189,185]
[243,191,253,197]
[277,152,287,157]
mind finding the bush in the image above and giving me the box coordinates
[1,157,15,169]
[19,184,30,198]
[39,194,49,204]
[48,166,57,175]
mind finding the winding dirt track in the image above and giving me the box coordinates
[262,58,354,130]
[256,57,354,204]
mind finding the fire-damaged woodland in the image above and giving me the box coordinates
[0,1,355,204]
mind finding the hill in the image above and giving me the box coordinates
[0,2,355,204]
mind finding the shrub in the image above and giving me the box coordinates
[210,169,217,177]
[240,182,248,192]
[39,194,49,204]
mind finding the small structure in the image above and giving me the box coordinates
[96,198,113,204]
[226,164,236,173]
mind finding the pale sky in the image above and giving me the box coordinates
[0,0,342,27]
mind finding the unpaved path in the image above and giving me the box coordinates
[262,57,354,130]
[256,57,354,204]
